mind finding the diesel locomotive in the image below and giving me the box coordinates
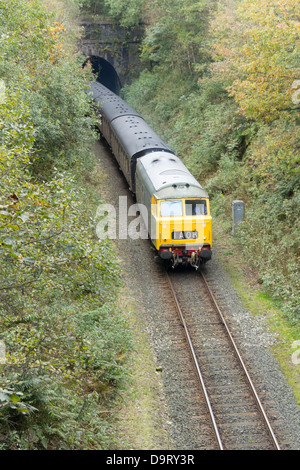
[89,81,212,268]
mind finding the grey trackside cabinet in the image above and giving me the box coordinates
[232,200,245,235]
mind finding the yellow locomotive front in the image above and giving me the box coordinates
[151,196,212,268]
[135,152,213,269]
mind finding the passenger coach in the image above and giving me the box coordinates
[89,81,212,268]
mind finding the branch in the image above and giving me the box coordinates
[0,278,37,291]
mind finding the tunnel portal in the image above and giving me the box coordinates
[79,16,144,94]
[86,56,121,95]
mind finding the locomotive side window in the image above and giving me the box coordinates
[160,200,183,217]
[185,199,207,216]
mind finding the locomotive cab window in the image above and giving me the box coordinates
[185,199,207,216]
[160,200,183,217]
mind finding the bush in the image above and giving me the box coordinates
[0,0,132,449]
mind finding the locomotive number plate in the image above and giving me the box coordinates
[172,231,198,240]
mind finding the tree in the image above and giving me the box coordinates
[0,0,131,450]
[140,0,212,73]
[211,0,300,122]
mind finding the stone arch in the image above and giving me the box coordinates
[79,17,144,90]
[84,56,122,95]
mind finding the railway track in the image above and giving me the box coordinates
[165,267,281,450]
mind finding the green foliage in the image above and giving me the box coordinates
[103,0,146,27]
[0,0,96,177]
[141,0,211,71]
[78,0,106,15]
[79,0,146,26]
[210,0,300,122]
[0,388,37,417]
[0,0,132,450]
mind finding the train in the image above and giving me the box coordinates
[89,81,212,269]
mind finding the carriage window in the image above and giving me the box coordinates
[185,199,207,216]
[160,200,183,217]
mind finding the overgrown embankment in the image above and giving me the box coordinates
[99,0,300,324]
[0,0,132,450]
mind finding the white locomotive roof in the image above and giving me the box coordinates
[138,152,208,199]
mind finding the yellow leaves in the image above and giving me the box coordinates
[49,22,66,35]
[245,120,299,187]
[212,0,300,122]
[42,22,65,36]
[48,22,66,63]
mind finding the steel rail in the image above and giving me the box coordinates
[166,272,224,450]
[200,271,281,451]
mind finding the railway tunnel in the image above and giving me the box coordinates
[85,55,122,95]
[79,16,144,95]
